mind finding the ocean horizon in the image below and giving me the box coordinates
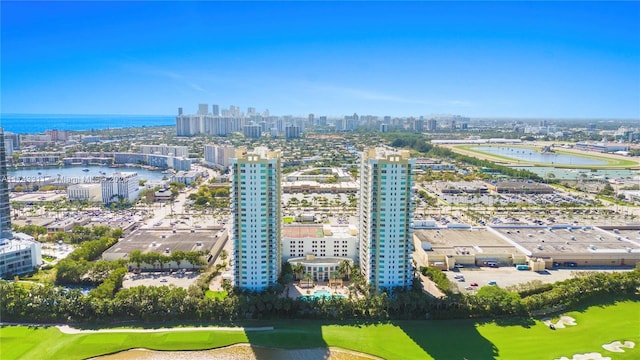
[0,113,175,134]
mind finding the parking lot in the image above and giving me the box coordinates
[122,271,200,289]
[446,266,634,293]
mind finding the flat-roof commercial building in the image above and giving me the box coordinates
[490,225,640,267]
[102,228,226,270]
[413,228,523,270]
[282,180,359,194]
[575,142,628,153]
[432,181,489,194]
[485,181,554,194]
[285,168,352,182]
[414,225,640,271]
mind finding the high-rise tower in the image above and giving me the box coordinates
[231,147,281,290]
[0,128,11,239]
[358,147,415,290]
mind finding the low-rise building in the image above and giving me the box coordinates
[491,225,640,268]
[0,233,42,278]
[485,180,554,194]
[68,183,102,202]
[171,170,202,185]
[282,224,357,261]
[413,228,523,270]
[102,228,226,271]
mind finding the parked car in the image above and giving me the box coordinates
[488,281,497,286]
[470,282,478,287]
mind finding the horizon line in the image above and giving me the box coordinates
[1,113,639,121]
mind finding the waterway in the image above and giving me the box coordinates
[7,165,167,182]
[471,146,608,166]
[92,344,380,360]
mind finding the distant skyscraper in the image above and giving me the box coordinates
[243,124,262,139]
[427,119,437,131]
[358,147,415,290]
[231,147,281,290]
[0,128,11,239]
[285,125,301,139]
[197,103,209,115]
[178,107,183,116]
[413,118,424,132]
[212,104,220,116]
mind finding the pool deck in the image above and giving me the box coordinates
[287,281,351,299]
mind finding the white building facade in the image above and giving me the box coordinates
[282,224,357,261]
[231,147,281,291]
[358,147,415,290]
[0,233,42,277]
[139,144,189,158]
[101,172,140,205]
[204,144,235,168]
[68,183,103,202]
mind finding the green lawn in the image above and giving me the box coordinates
[204,290,228,299]
[1,299,638,360]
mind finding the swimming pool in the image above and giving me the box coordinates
[300,290,345,300]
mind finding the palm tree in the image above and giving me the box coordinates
[302,272,313,289]
[330,271,341,290]
[292,263,304,281]
[338,260,352,281]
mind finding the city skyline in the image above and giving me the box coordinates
[1,2,639,119]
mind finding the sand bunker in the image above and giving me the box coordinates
[90,344,382,360]
[602,340,635,353]
[543,316,577,329]
[555,352,611,360]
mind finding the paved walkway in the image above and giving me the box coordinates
[56,325,273,334]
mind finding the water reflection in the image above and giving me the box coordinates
[92,344,380,360]
[472,146,608,165]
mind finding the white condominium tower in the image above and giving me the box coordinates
[231,147,282,291]
[359,147,415,290]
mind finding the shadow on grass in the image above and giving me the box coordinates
[243,319,331,360]
[394,319,499,360]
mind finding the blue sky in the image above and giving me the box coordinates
[1,1,639,118]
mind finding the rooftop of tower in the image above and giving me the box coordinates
[233,146,280,161]
[364,146,411,161]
